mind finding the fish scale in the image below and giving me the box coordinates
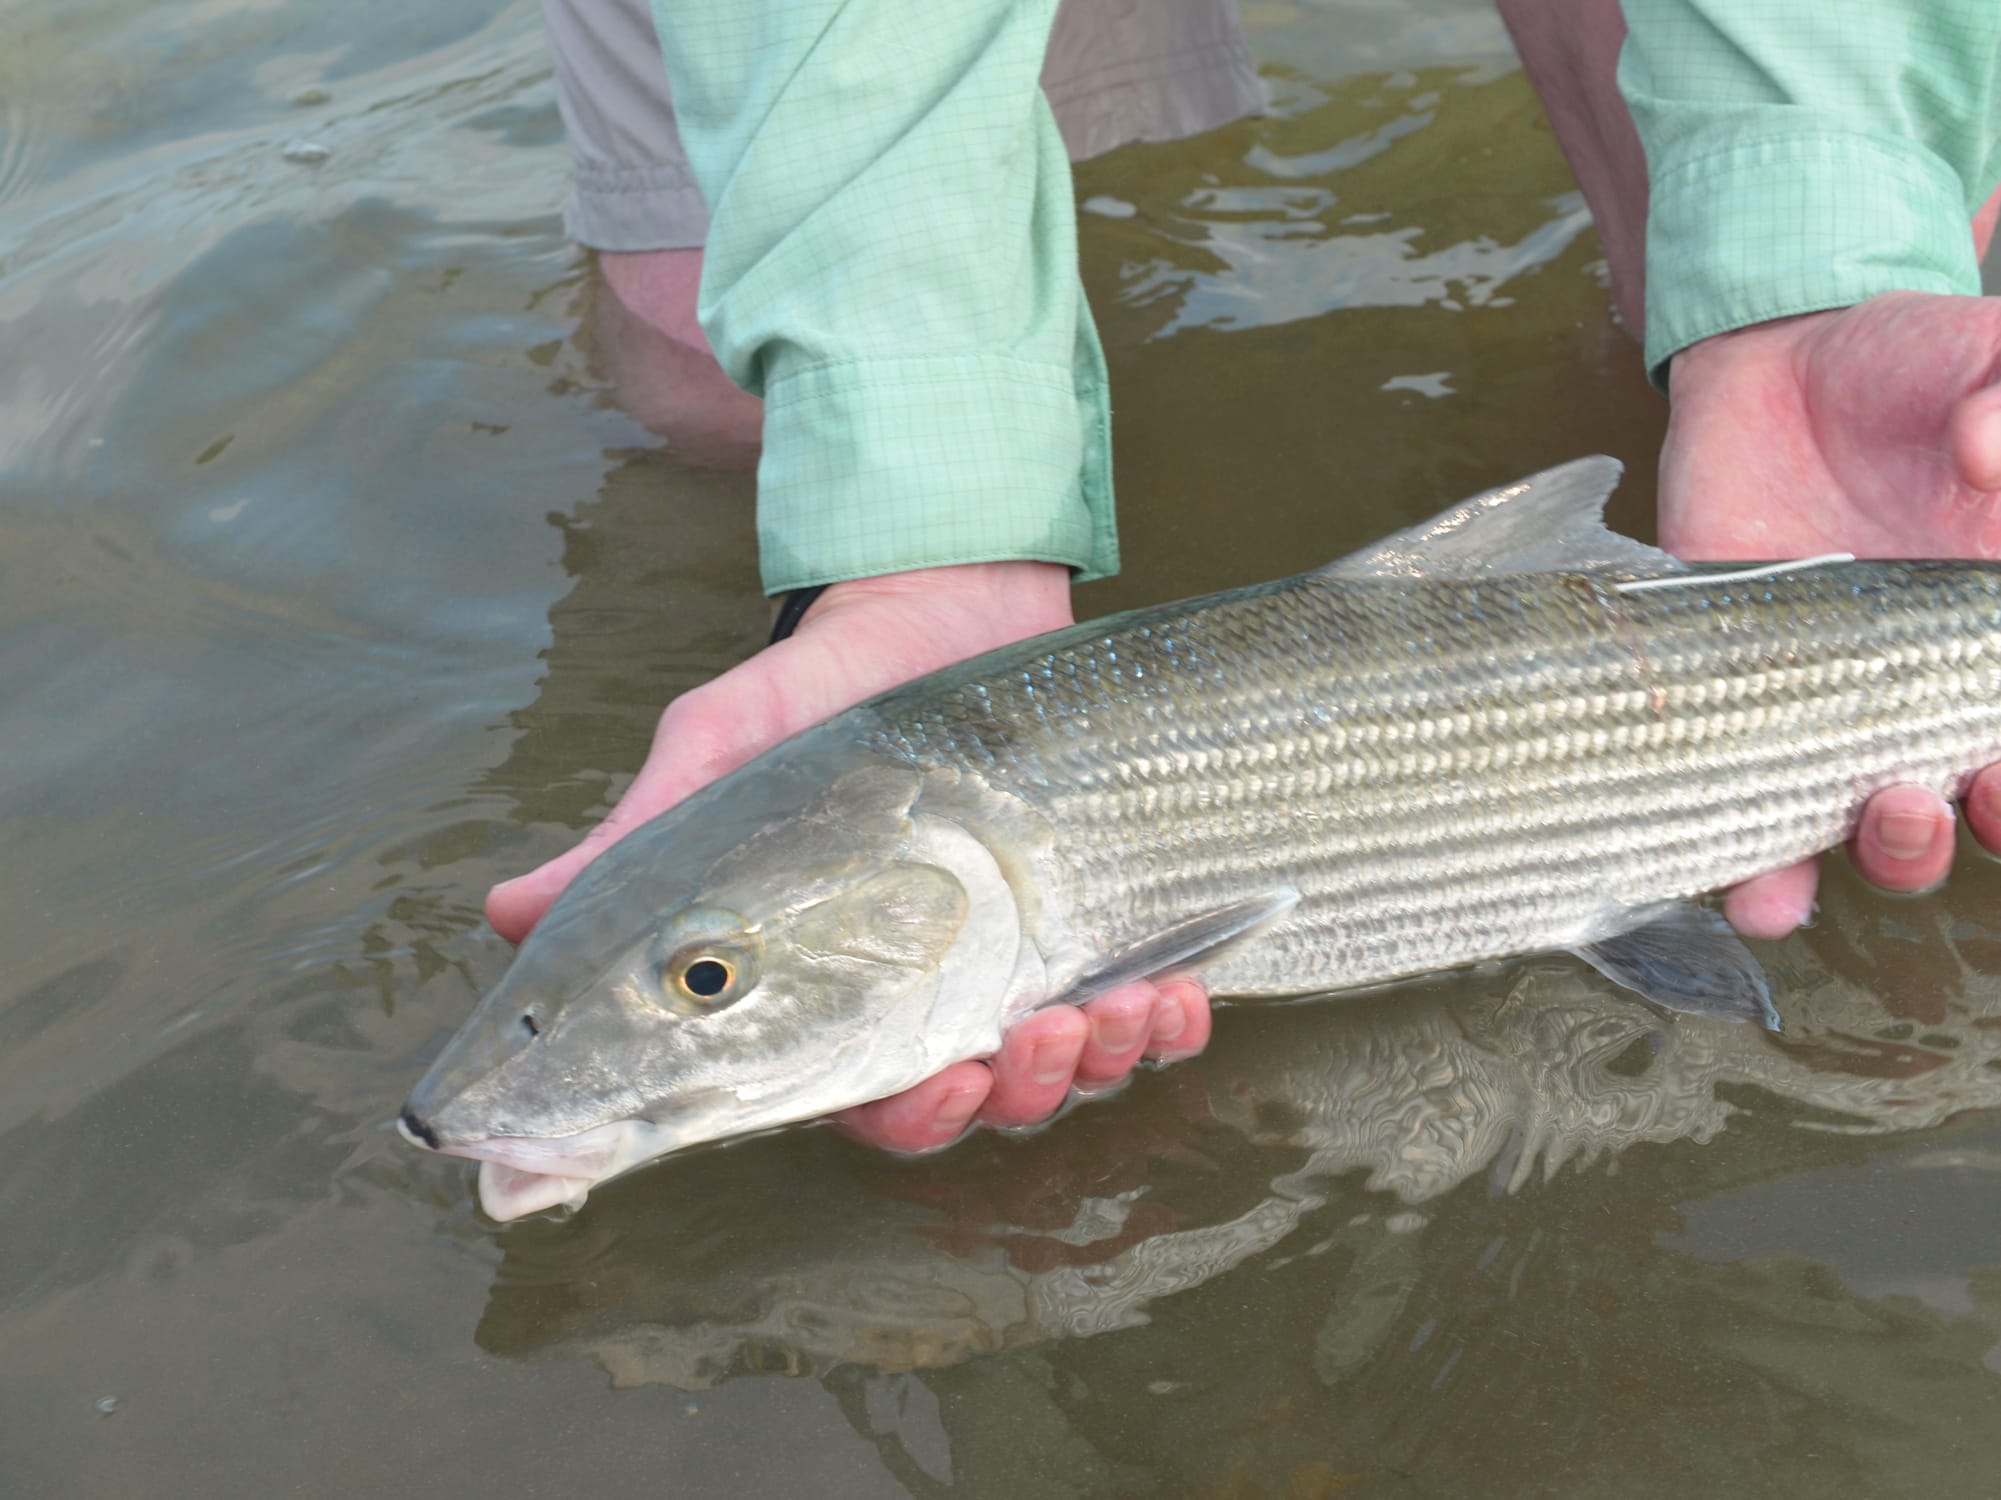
[861,563,2001,997]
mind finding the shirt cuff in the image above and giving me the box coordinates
[1644,128,1984,388]
[753,348,1117,594]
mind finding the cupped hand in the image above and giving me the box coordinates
[484,559,1211,1151]
[1658,291,2001,937]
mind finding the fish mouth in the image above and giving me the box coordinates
[396,1084,802,1220]
[395,1116,641,1222]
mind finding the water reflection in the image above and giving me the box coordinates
[1105,67,1594,339]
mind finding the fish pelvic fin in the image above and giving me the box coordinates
[1319,456,1686,581]
[1574,903,1781,1031]
[1065,888,1301,1003]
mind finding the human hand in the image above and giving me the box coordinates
[1658,291,2001,937]
[484,560,1210,1151]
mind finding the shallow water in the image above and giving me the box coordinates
[5,1,2001,1495]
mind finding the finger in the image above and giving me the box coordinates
[1850,783,1956,893]
[1722,859,1820,940]
[834,1061,994,1153]
[1143,978,1213,1062]
[1950,380,2001,495]
[978,1008,1089,1128]
[1966,765,2001,854]
[1074,983,1163,1087]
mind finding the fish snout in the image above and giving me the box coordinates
[394,1112,442,1160]
[396,1099,530,1154]
[397,1105,443,1151]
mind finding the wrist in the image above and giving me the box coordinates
[1668,309,1834,394]
[795,561,1075,653]
[805,560,1069,622]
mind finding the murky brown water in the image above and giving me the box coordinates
[6,2,2001,1495]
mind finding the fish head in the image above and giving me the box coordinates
[401,749,1038,1221]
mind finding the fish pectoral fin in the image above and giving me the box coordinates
[1574,903,1780,1031]
[1317,455,1687,580]
[1067,888,1301,1002]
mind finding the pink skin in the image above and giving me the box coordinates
[496,16,2001,1148]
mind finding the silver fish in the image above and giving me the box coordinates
[400,457,2001,1219]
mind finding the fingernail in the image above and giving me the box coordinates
[1151,998,1186,1043]
[1091,1009,1146,1053]
[1877,810,1936,861]
[1030,1033,1082,1086]
[930,1086,983,1135]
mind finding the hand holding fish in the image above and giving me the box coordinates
[483,558,1210,1154]
[1660,290,2001,937]
[473,282,2001,1175]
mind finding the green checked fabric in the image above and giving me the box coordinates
[649,0,1113,594]
[651,2,2001,590]
[1622,0,2001,388]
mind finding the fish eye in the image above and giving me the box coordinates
[682,957,732,998]
[658,942,753,1009]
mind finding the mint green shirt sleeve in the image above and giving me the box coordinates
[1619,1,2001,387]
[646,1,1116,594]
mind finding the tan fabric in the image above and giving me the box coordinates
[1043,0,1263,161]
[538,0,1263,250]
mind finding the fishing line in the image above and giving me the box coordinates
[1613,553,1855,594]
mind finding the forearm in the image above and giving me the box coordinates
[1503,0,2001,378]
[1495,0,1649,335]
[648,1,1118,592]
[1620,0,2001,385]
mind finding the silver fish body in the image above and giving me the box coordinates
[872,558,2001,998]
[400,459,2001,1219]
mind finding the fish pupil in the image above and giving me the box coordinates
[684,958,731,998]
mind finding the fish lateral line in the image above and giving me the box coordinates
[1612,554,1855,594]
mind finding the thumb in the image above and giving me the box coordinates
[484,677,776,943]
[484,797,654,944]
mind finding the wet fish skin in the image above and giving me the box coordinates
[400,458,2001,1219]
[872,556,2001,1001]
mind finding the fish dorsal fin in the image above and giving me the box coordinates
[1320,456,1684,580]
[1064,888,1300,1003]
